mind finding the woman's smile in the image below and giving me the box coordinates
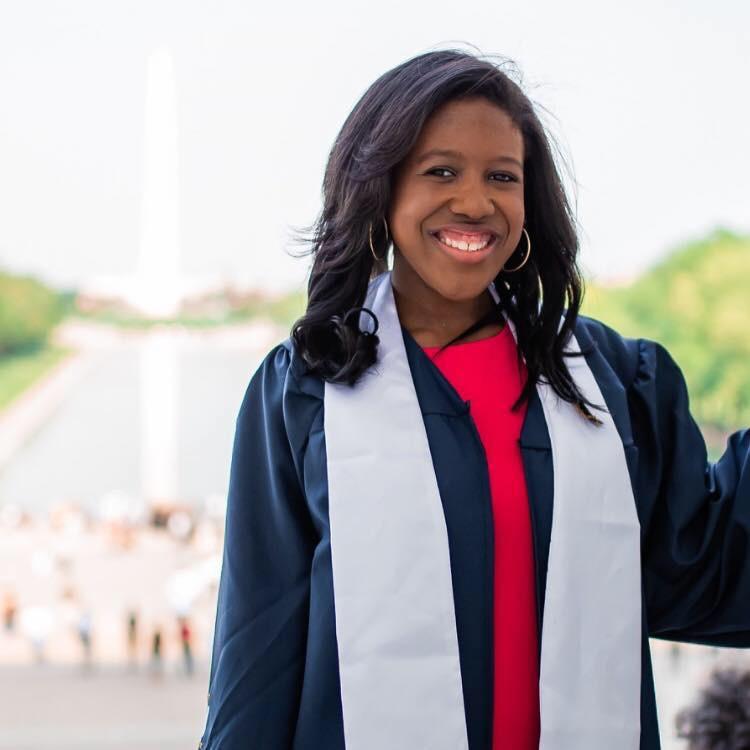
[428,229,500,264]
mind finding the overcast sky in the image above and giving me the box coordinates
[0,0,747,293]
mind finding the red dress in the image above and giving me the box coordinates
[421,324,540,750]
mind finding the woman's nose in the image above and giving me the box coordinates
[448,177,495,217]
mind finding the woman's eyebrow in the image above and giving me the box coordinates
[415,148,522,170]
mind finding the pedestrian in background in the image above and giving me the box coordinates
[179,616,194,676]
[150,625,163,679]
[126,609,138,669]
[77,609,93,671]
[2,590,17,632]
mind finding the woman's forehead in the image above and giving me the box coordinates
[411,98,524,162]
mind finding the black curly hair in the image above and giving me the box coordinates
[676,667,750,749]
[290,47,604,423]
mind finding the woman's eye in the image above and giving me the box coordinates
[426,167,454,178]
[491,173,518,183]
[425,168,518,182]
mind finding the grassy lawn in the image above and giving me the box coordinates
[0,346,73,413]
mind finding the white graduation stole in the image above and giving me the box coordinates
[324,270,642,749]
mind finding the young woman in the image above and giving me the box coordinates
[200,49,750,750]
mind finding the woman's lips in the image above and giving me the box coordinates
[428,231,499,264]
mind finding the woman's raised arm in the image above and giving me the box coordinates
[631,338,750,646]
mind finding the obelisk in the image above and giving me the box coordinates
[139,47,180,506]
[135,47,181,318]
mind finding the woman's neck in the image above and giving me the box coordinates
[390,269,502,349]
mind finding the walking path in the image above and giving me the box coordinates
[0,662,208,750]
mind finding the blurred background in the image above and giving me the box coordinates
[0,2,747,748]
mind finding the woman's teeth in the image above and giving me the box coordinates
[435,232,494,252]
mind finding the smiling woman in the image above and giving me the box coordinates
[287,50,593,424]
[388,98,527,346]
[201,48,750,750]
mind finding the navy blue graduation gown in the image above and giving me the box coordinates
[200,314,750,750]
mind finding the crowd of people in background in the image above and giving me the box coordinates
[2,587,197,679]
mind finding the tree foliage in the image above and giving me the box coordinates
[582,228,750,430]
[0,271,66,354]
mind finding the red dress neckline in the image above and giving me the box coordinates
[420,324,508,353]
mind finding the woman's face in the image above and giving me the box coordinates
[388,97,526,303]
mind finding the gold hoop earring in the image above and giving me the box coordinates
[369,218,390,261]
[502,227,531,272]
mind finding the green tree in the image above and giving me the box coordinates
[583,228,750,430]
[0,271,66,354]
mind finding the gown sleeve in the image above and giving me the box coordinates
[201,343,317,749]
[629,338,750,647]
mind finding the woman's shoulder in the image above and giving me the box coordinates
[248,335,324,399]
[574,314,641,375]
[238,336,325,458]
[573,313,686,395]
